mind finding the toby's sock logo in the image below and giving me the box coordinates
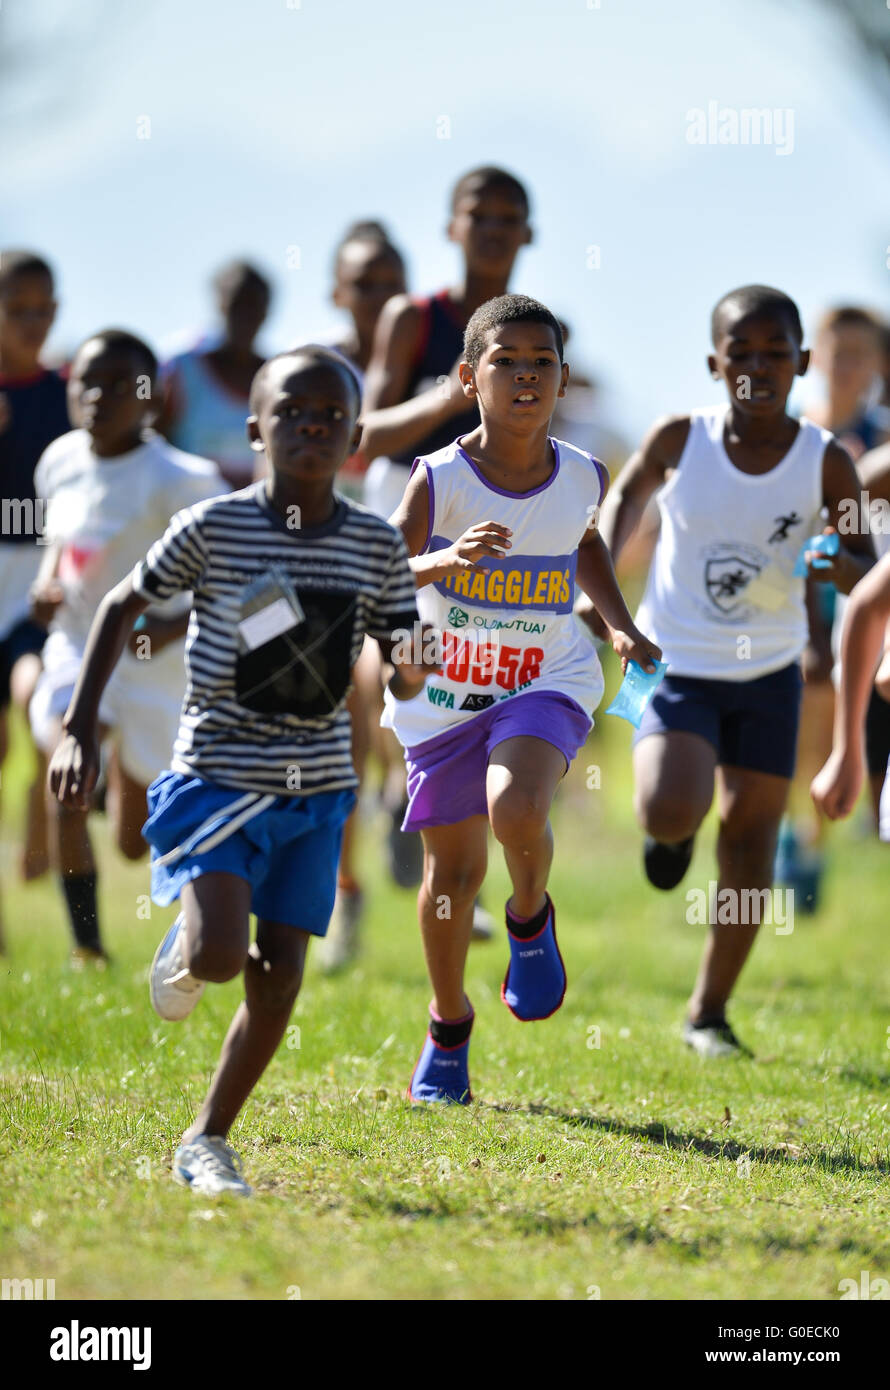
[50,1320,151,1371]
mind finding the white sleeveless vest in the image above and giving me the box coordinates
[635,404,829,680]
[383,436,606,747]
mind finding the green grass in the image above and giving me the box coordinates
[1,693,889,1301]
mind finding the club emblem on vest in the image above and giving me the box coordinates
[768,512,802,544]
[705,555,760,613]
[448,606,469,628]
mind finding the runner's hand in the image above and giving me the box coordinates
[49,731,100,810]
[29,579,64,629]
[439,523,512,576]
[610,628,663,675]
[810,747,863,821]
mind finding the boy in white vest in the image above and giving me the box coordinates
[581,285,874,1056]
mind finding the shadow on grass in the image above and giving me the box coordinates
[832,1065,890,1091]
[480,1101,890,1176]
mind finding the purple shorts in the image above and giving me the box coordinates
[402,689,593,832]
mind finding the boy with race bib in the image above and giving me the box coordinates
[388,294,660,1103]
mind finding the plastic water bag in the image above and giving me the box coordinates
[605,659,669,729]
[792,531,839,577]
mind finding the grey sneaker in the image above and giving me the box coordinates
[173,1135,252,1196]
[317,887,365,972]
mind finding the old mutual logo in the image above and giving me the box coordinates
[448,607,469,628]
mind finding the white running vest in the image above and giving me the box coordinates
[383,436,607,747]
[635,404,829,680]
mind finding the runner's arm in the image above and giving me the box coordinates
[858,441,890,499]
[359,296,468,461]
[596,414,689,562]
[390,464,513,590]
[49,575,150,806]
[576,518,662,674]
[811,439,875,594]
[811,554,890,819]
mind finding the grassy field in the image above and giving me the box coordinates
[1,686,889,1303]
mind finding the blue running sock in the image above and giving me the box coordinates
[501,893,567,1022]
[408,1003,473,1104]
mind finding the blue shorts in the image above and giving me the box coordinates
[633,662,803,780]
[142,771,356,934]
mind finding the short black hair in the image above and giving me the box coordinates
[75,329,158,382]
[463,294,563,369]
[212,259,272,300]
[711,285,803,346]
[0,250,55,293]
[333,219,405,274]
[249,345,362,416]
[450,166,531,217]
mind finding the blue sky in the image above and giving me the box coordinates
[4,0,889,439]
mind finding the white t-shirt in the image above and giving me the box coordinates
[35,430,224,647]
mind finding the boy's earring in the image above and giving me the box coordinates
[249,438,265,452]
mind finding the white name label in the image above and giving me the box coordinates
[239,597,300,650]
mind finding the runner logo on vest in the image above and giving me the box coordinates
[768,512,803,544]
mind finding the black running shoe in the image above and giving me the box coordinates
[644,835,694,890]
[683,1016,752,1058]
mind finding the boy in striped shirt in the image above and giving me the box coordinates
[49,347,424,1195]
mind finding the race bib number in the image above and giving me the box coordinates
[440,633,544,690]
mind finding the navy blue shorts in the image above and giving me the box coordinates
[633,662,803,779]
[0,619,46,708]
[143,771,356,934]
[865,687,890,778]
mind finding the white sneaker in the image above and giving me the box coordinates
[470,898,495,943]
[173,1135,252,1196]
[150,914,205,1021]
[683,1017,751,1058]
[317,887,364,972]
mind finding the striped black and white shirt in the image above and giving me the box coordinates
[132,483,418,796]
